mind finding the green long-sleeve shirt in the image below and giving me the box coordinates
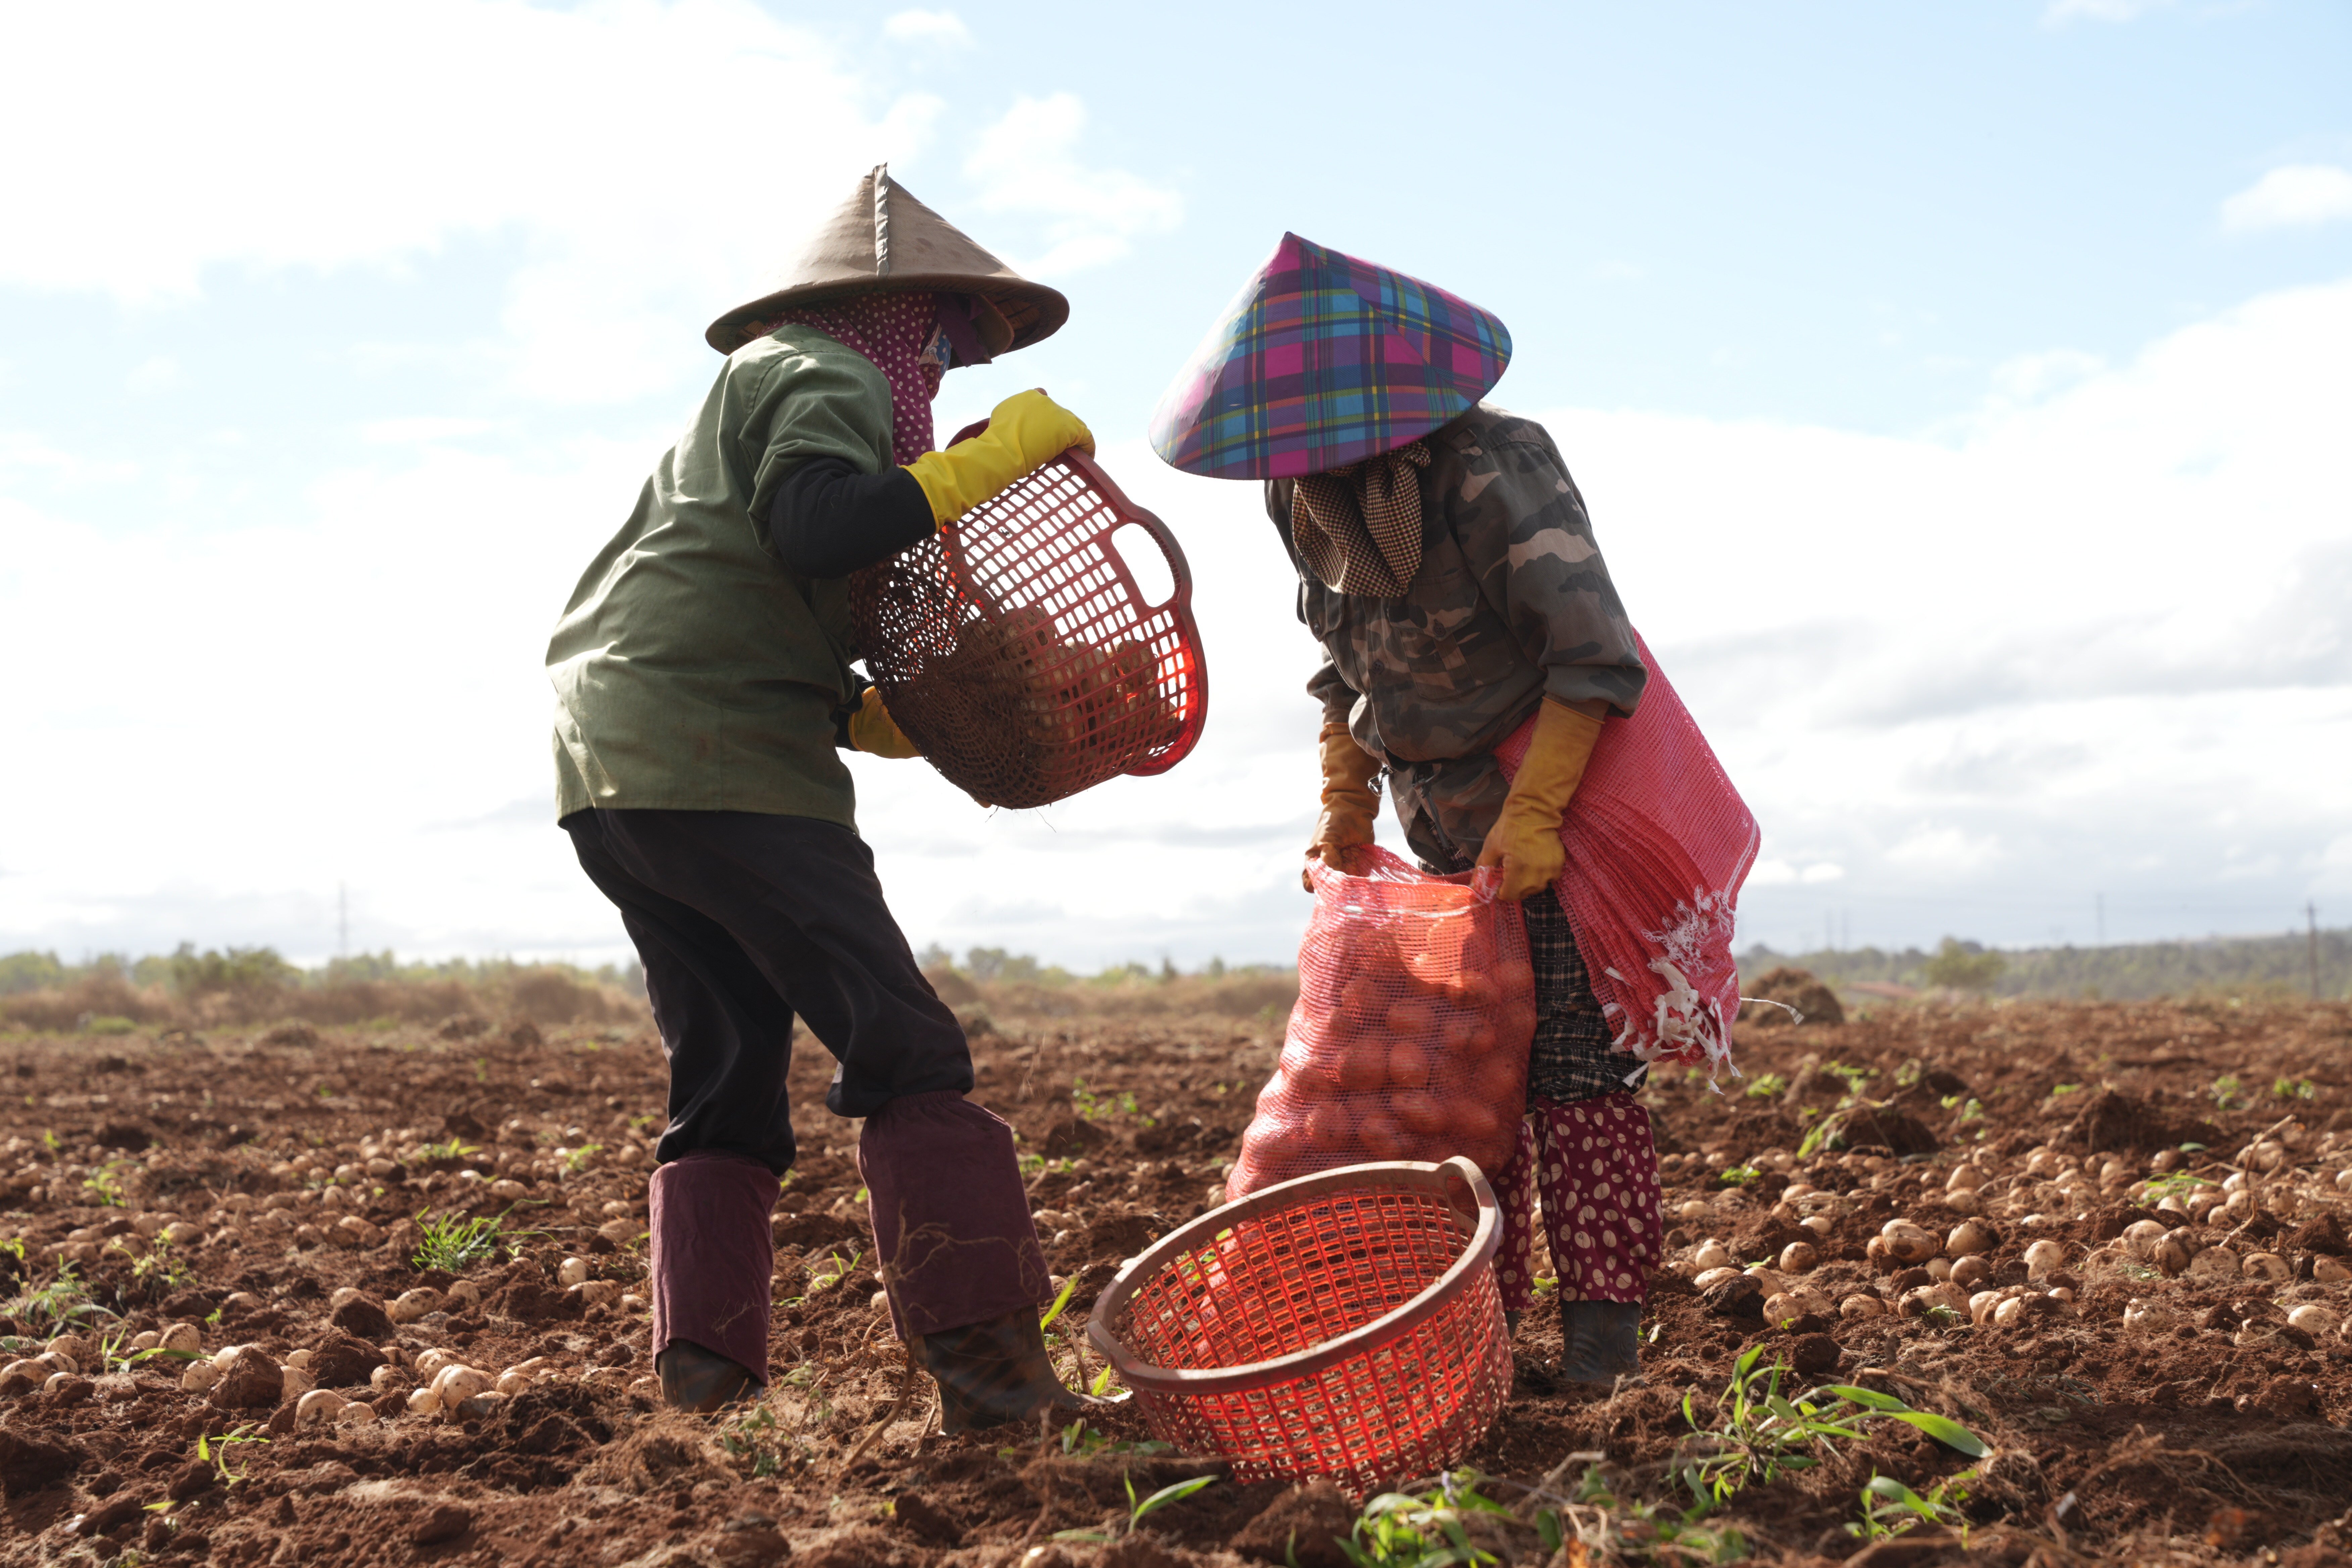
[547,326,896,826]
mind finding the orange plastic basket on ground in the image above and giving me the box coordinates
[1085,1157,1511,1497]
[848,432,1208,810]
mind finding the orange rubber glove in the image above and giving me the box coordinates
[1305,720,1382,889]
[900,389,1094,524]
[1477,699,1605,902]
[847,687,921,760]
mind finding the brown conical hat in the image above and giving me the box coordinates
[705,164,1068,356]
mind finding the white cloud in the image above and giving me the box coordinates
[1986,348,2104,404]
[883,9,973,47]
[125,356,182,395]
[0,0,941,403]
[1533,276,2352,951]
[2222,165,2352,233]
[2043,0,2173,21]
[963,94,1183,277]
[0,431,139,489]
[360,417,500,446]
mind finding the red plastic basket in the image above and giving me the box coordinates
[848,430,1208,810]
[1085,1156,1512,1497]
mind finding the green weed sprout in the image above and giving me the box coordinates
[2136,1171,2215,1207]
[82,1161,131,1208]
[5,1264,117,1337]
[719,1403,788,1479]
[1848,1470,1976,1543]
[1071,1077,1155,1128]
[1677,1349,1987,1511]
[1038,1274,1080,1331]
[1558,1465,1750,1564]
[129,1235,196,1294]
[1331,1471,1518,1568]
[1057,1418,1170,1458]
[97,1320,202,1374]
[196,1424,269,1485]
[1052,1471,1217,1544]
[411,1211,505,1273]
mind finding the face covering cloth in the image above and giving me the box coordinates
[773,291,943,465]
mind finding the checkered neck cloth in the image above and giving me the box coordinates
[1291,440,1431,597]
[1149,232,1511,481]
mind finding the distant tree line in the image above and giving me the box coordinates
[0,943,646,999]
[912,944,1287,988]
[1741,926,2350,1002]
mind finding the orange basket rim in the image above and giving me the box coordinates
[1084,1156,1500,1397]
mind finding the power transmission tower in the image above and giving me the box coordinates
[339,883,349,959]
[2311,902,2322,1001]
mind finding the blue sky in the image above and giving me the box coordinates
[2,0,2347,971]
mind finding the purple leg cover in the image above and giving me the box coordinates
[858,1090,1053,1340]
[1493,1091,1663,1310]
[1495,1115,1544,1314]
[648,1150,780,1381]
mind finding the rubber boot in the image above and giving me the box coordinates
[916,1310,1111,1433]
[1558,1300,1644,1386]
[656,1338,760,1413]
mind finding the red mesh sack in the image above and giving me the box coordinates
[1496,631,1759,1082]
[848,435,1208,810]
[1228,848,1535,1201]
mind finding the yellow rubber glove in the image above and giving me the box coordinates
[847,686,922,760]
[1477,699,1606,902]
[1305,720,1382,889]
[900,389,1094,524]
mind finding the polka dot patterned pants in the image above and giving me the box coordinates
[1492,1090,1662,1310]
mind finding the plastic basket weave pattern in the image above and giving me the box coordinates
[1086,1157,1511,1497]
[848,438,1207,810]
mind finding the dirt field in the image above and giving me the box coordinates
[2,992,2349,1567]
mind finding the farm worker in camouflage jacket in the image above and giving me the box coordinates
[1150,234,1663,1385]
[547,166,1106,1428]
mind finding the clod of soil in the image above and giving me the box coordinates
[1231,1478,1359,1568]
[409,1501,473,1545]
[208,1346,283,1409]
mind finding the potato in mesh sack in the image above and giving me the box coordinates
[1228,848,1537,1199]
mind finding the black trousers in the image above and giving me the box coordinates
[562,808,972,1171]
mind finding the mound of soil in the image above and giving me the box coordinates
[1740,965,1846,1027]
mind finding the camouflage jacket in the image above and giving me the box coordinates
[1270,404,1646,868]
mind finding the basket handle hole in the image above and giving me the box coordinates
[1108,523,1177,610]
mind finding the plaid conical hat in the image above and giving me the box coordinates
[1149,233,1511,481]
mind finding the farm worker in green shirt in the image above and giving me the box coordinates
[547,166,1105,1428]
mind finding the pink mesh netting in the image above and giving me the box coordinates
[1497,632,1759,1083]
[1227,850,1535,1200]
